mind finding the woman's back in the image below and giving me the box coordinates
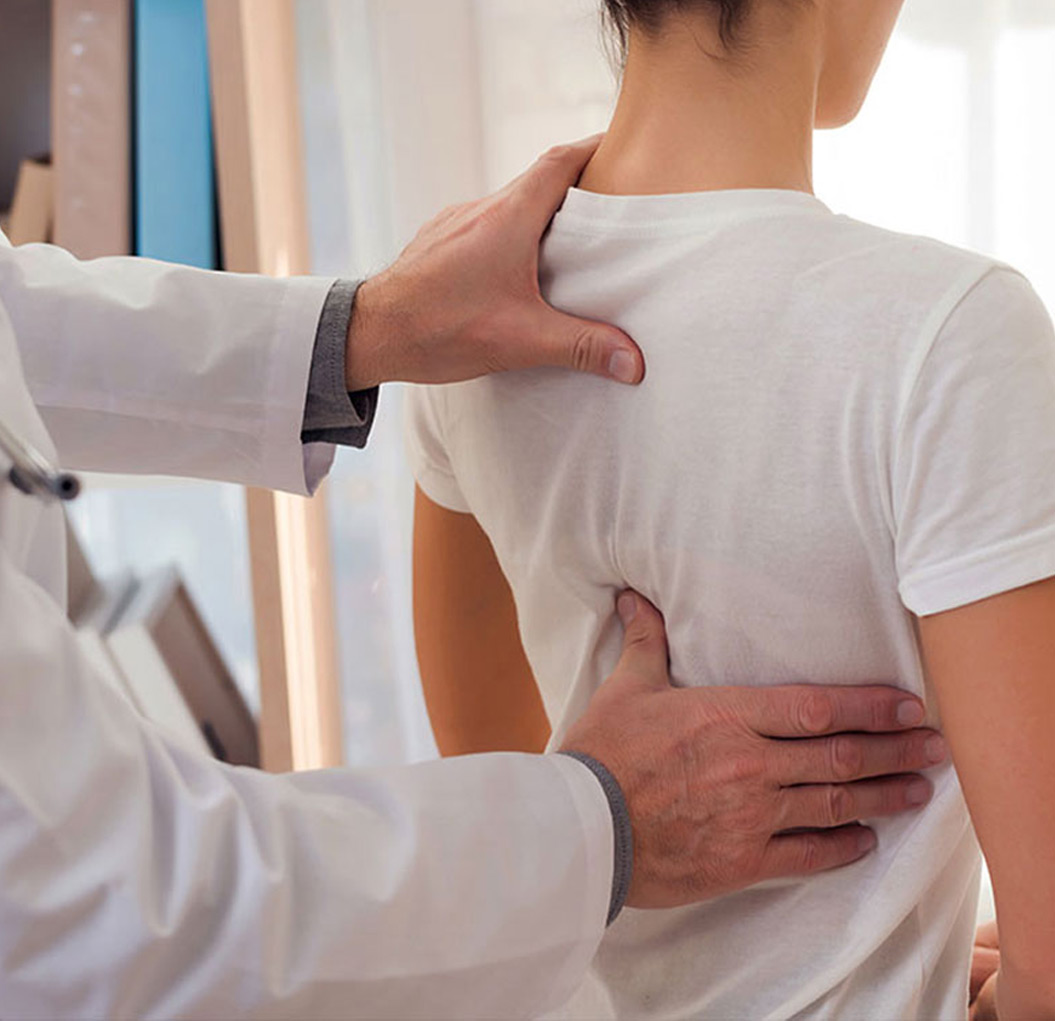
[405,187,1054,1017]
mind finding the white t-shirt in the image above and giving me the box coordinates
[404,188,1055,1020]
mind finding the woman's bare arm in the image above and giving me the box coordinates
[918,577,1055,1019]
[413,486,551,755]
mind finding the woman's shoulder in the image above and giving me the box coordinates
[812,213,1049,342]
[824,213,1005,290]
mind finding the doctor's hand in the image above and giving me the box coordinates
[344,135,643,390]
[969,922,1000,1020]
[560,592,947,911]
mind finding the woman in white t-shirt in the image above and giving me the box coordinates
[405,1,1055,1017]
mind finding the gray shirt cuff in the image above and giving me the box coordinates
[301,279,379,449]
[559,751,633,926]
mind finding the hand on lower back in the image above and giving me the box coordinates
[344,136,644,390]
[560,591,947,910]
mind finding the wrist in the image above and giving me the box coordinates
[345,275,393,392]
[559,750,634,926]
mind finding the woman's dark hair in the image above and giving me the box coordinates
[603,0,755,52]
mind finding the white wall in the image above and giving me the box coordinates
[473,0,615,189]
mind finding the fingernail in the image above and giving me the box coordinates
[925,735,948,764]
[857,830,877,854]
[897,700,925,727]
[608,349,639,384]
[617,592,638,624]
[906,780,932,806]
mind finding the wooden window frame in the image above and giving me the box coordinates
[206,0,343,772]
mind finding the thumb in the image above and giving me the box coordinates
[611,591,671,690]
[536,307,645,384]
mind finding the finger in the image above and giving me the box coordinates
[522,305,644,384]
[769,729,947,786]
[737,683,928,738]
[974,920,999,949]
[970,975,1000,1021]
[758,825,877,880]
[969,948,1000,1000]
[608,591,671,692]
[505,135,605,219]
[500,135,603,197]
[779,775,933,830]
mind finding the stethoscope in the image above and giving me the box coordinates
[0,417,81,503]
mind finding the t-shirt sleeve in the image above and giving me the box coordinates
[893,267,1055,616]
[403,383,473,513]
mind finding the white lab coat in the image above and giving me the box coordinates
[0,232,612,1020]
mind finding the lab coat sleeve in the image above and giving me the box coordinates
[0,236,335,496]
[0,544,612,1020]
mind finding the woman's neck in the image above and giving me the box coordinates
[580,15,823,196]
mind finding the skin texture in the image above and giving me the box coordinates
[412,491,551,754]
[813,0,907,128]
[413,488,950,908]
[919,580,1055,1019]
[344,137,644,391]
[580,0,905,196]
[969,922,999,1020]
